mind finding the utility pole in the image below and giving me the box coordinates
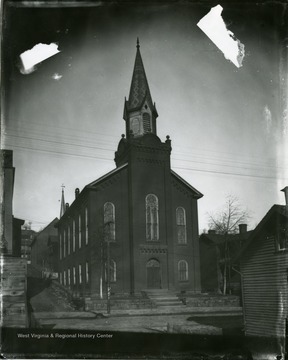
[105,222,111,314]
[106,238,111,314]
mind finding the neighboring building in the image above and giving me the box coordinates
[199,225,251,294]
[239,188,288,356]
[0,149,24,255]
[21,227,36,263]
[30,218,59,278]
[57,40,203,302]
[0,150,27,327]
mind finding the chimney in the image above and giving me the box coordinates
[239,224,247,234]
[281,186,288,206]
[208,229,216,234]
[65,203,69,211]
[75,188,80,198]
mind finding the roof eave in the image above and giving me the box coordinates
[171,170,203,199]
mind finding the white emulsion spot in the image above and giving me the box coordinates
[264,105,272,135]
[197,5,245,68]
[19,43,60,74]
[52,73,63,81]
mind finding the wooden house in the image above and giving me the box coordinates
[239,196,288,357]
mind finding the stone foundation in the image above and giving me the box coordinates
[179,293,241,307]
[84,295,156,311]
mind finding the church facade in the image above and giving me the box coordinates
[57,40,203,299]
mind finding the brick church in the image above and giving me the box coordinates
[57,40,203,301]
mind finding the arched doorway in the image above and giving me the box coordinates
[146,259,161,289]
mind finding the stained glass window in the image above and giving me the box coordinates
[178,260,188,281]
[146,194,159,241]
[176,207,187,244]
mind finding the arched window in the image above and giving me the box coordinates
[59,234,62,260]
[79,214,82,248]
[178,260,188,281]
[63,230,66,258]
[73,220,76,250]
[176,207,187,244]
[146,194,159,241]
[104,202,115,241]
[79,264,82,284]
[143,112,151,133]
[85,262,89,283]
[73,267,76,285]
[68,268,71,286]
[85,208,89,244]
[68,226,71,255]
[131,118,140,135]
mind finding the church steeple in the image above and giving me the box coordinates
[115,40,171,168]
[123,39,158,137]
[60,185,66,218]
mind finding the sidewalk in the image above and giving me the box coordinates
[31,306,243,333]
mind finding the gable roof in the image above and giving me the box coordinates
[31,217,59,246]
[86,163,128,188]
[234,205,288,263]
[171,170,203,199]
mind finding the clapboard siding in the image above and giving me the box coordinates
[241,226,288,339]
[0,256,28,328]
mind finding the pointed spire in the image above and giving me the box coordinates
[60,184,66,218]
[127,38,153,110]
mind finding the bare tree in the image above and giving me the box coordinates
[208,195,249,295]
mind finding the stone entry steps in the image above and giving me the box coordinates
[144,289,184,308]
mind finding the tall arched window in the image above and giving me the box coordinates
[104,202,115,241]
[68,226,71,255]
[63,230,66,258]
[79,214,82,248]
[131,118,140,136]
[79,264,82,284]
[176,207,187,244]
[72,220,76,250]
[59,234,62,260]
[143,112,151,133]
[85,208,89,244]
[178,260,188,281]
[73,267,76,285]
[146,194,159,241]
[85,262,89,283]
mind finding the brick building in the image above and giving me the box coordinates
[57,40,203,302]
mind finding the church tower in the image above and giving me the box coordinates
[113,40,202,294]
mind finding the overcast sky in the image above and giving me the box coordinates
[2,1,288,232]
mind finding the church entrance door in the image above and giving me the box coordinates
[146,259,161,289]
